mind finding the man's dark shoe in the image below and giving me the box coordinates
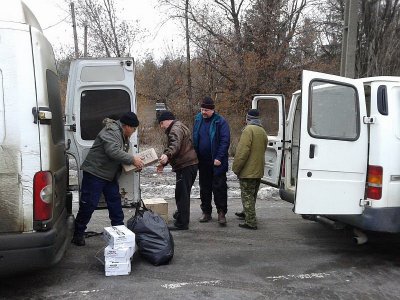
[238,223,257,230]
[168,222,189,231]
[199,213,212,223]
[71,235,86,246]
[218,212,227,225]
[173,210,179,220]
[235,212,245,219]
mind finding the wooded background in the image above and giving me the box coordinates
[57,0,400,148]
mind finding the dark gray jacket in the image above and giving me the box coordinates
[81,119,133,181]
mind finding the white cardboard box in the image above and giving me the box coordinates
[104,245,135,261]
[106,269,131,277]
[103,225,135,248]
[105,255,130,264]
[123,148,158,172]
[105,261,131,277]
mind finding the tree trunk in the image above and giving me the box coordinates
[185,0,194,122]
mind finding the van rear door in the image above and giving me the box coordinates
[294,70,368,215]
[252,95,285,187]
[65,58,140,205]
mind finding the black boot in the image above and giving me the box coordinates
[235,212,245,219]
[71,235,85,246]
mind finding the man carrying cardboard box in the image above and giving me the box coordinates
[72,112,144,246]
[156,111,198,230]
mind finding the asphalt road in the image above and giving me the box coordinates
[1,195,400,300]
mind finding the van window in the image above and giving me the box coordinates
[257,99,279,136]
[46,70,64,144]
[377,85,388,115]
[80,89,131,140]
[81,66,125,82]
[394,87,400,139]
[308,81,359,141]
[0,70,4,144]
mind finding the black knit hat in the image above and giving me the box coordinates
[247,109,260,118]
[120,112,139,127]
[157,110,176,123]
[201,96,215,110]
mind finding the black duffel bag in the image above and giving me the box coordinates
[127,200,174,266]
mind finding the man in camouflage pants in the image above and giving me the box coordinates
[232,109,268,230]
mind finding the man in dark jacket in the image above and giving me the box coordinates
[193,97,230,225]
[156,111,198,230]
[72,112,144,246]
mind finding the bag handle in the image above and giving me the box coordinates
[140,199,149,211]
[133,199,149,218]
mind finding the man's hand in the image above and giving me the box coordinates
[156,164,164,174]
[159,154,168,165]
[214,159,221,166]
[133,155,144,171]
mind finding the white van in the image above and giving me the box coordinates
[0,1,74,276]
[65,58,140,206]
[255,70,400,237]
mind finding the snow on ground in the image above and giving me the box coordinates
[139,163,280,201]
[69,158,281,202]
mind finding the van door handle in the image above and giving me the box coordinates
[309,144,315,158]
[65,124,76,132]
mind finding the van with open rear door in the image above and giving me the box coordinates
[255,70,400,242]
[64,58,140,207]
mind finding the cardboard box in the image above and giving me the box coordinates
[123,148,158,172]
[104,245,134,263]
[143,198,168,222]
[103,225,135,248]
[105,261,131,277]
[105,255,129,264]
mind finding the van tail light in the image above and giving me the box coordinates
[33,171,53,221]
[366,165,383,200]
[281,155,286,178]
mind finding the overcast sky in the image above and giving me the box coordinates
[23,0,184,61]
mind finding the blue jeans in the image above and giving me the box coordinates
[74,172,124,237]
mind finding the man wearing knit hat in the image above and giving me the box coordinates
[193,96,231,225]
[232,109,268,230]
[72,112,144,246]
[156,111,198,230]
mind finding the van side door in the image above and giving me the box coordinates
[294,70,368,215]
[65,58,140,205]
[252,95,285,187]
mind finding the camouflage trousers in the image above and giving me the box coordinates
[239,178,261,227]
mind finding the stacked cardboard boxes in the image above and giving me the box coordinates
[103,225,135,276]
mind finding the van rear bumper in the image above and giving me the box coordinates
[329,207,400,233]
[0,210,74,277]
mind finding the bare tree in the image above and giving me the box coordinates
[185,0,194,121]
[357,0,400,76]
[70,0,142,57]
